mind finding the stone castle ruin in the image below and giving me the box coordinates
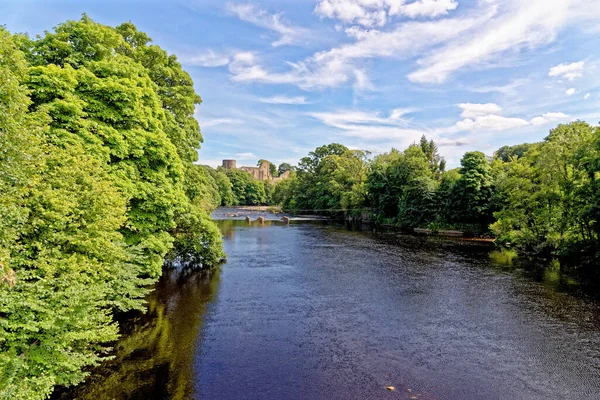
[222,159,290,182]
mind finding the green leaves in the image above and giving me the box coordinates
[492,121,600,257]
[225,168,267,206]
[0,18,224,399]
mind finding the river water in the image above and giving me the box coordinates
[58,209,600,400]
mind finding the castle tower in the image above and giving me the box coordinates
[258,160,272,181]
[222,159,237,169]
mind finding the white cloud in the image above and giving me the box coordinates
[228,50,365,89]
[584,93,591,99]
[259,96,308,104]
[310,110,397,127]
[408,0,572,83]
[309,109,430,147]
[468,79,528,95]
[315,0,388,27]
[566,88,577,96]
[236,152,259,159]
[548,61,585,80]
[394,0,458,19]
[227,3,308,46]
[201,118,244,128]
[390,108,415,119]
[229,10,489,90]
[530,112,569,126]
[180,50,230,67]
[447,104,569,132]
[458,103,503,118]
[455,114,529,132]
[314,0,458,27]
[226,0,600,90]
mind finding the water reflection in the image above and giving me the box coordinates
[54,216,600,400]
[54,268,221,400]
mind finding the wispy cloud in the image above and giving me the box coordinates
[229,0,598,90]
[468,79,528,95]
[227,9,487,90]
[236,152,258,159]
[566,88,577,96]
[308,109,432,152]
[200,118,244,128]
[407,0,572,83]
[181,49,230,67]
[258,95,308,104]
[227,3,309,47]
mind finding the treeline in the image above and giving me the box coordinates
[196,160,295,207]
[273,123,600,267]
[0,17,225,399]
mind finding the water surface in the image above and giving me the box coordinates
[58,211,600,400]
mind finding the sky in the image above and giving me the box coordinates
[2,0,600,168]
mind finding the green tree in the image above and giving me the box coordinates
[447,151,494,226]
[205,166,235,206]
[225,168,266,205]
[419,135,446,179]
[492,122,599,256]
[494,143,536,162]
[277,162,293,176]
[396,145,438,228]
[0,19,225,399]
[366,144,438,227]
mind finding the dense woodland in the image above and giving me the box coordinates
[1,14,599,400]
[0,17,230,399]
[272,123,600,271]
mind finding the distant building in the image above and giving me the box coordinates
[240,160,272,181]
[222,159,237,170]
[221,159,291,182]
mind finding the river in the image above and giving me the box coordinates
[56,208,600,400]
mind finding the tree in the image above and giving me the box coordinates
[435,169,461,223]
[396,145,438,228]
[492,122,600,256]
[419,135,446,179]
[206,166,235,206]
[21,16,223,278]
[366,149,404,219]
[298,143,348,173]
[446,151,494,226]
[0,19,225,399]
[224,168,266,205]
[495,143,536,162]
[277,163,293,176]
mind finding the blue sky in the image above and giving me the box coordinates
[3,0,600,168]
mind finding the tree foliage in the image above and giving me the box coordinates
[0,18,224,399]
[224,168,267,206]
[492,121,600,259]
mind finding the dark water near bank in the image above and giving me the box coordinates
[58,210,600,399]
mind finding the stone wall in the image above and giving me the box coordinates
[240,160,271,181]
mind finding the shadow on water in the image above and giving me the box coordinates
[53,268,222,400]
